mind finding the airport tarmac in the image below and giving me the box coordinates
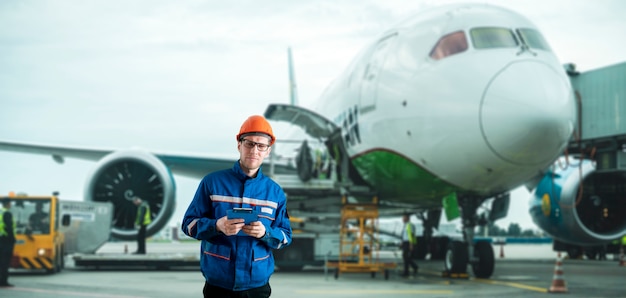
[2,242,625,297]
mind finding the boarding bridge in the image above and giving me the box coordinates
[556,62,626,259]
[566,61,626,170]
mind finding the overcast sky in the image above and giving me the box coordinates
[1,0,625,231]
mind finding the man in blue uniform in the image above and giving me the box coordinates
[182,115,292,298]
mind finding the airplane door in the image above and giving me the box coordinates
[360,33,397,112]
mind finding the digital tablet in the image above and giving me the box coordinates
[226,208,259,224]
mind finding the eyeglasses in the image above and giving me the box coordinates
[240,139,270,152]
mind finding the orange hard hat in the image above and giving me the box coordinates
[236,115,275,145]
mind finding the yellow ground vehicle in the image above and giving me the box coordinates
[3,193,70,273]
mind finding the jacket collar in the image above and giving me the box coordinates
[233,160,264,181]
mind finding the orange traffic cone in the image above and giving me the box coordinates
[499,244,505,258]
[619,246,625,267]
[548,252,568,293]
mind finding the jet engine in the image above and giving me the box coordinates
[529,158,626,245]
[84,150,176,240]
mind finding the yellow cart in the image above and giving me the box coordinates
[326,196,397,279]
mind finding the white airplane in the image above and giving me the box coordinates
[265,3,575,277]
[6,3,621,278]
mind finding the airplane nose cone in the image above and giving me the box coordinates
[480,61,575,166]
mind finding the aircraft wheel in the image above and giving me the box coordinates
[567,246,582,259]
[444,240,468,273]
[57,246,65,273]
[585,248,598,260]
[471,241,494,278]
[431,237,449,260]
[55,253,62,273]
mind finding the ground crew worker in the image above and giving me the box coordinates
[0,198,16,287]
[133,196,151,254]
[313,147,322,178]
[181,115,292,298]
[28,202,49,234]
[401,213,418,277]
[330,143,343,182]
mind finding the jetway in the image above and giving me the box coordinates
[555,62,626,259]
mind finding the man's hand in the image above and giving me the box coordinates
[216,216,245,236]
[241,221,266,238]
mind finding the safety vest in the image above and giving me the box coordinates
[622,235,626,246]
[405,223,417,245]
[0,207,16,237]
[135,202,152,226]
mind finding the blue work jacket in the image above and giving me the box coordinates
[181,161,292,291]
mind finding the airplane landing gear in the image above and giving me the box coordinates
[472,240,495,278]
[442,194,501,279]
[444,240,468,274]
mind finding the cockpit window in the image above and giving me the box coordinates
[517,28,551,51]
[429,31,468,60]
[470,27,518,49]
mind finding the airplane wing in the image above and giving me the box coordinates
[0,139,294,179]
[264,104,339,139]
[0,140,110,162]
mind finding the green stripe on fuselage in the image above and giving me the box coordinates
[351,150,457,205]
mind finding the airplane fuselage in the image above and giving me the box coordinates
[315,4,575,206]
